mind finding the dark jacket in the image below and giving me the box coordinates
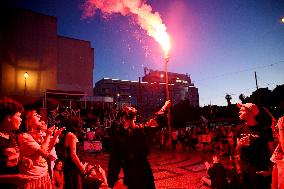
[107,124,155,189]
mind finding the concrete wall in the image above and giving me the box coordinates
[0,6,94,99]
[0,7,58,96]
[57,36,94,95]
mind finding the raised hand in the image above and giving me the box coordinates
[162,100,171,111]
[204,161,210,169]
[145,119,158,127]
[278,116,284,130]
[156,100,171,115]
[46,125,55,136]
[54,127,65,138]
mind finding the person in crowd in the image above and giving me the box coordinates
[58,116,108,189]
[176,140,183,152]
[191,129,198,151]
[107,100,170,189]
[57,116,85,189]
[88,128,95,141]
[0,97,34,188]
[220,127,229,156]
[32,120,58,178]
[196,140,204,151]
[18,109,63,189]
[270,116,284,189]
[201,153,229,189]
[83,163,108,189]
[235,102,274,189]
[52,159,64,189]
[171,129,178,150]
[160,130,165,150]
[227,127,235,156]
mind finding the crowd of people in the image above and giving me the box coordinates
[198,103,284,189]
[0,97,108,189]
[1,96,283,189]
[84,116,237,158]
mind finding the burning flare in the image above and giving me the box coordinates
[82,0,170,55]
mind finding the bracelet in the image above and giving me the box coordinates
[279,129,284,130]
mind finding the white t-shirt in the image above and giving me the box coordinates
[271,145,284,189]
[18,133,48,177]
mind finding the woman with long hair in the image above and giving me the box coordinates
[58,116,85,189]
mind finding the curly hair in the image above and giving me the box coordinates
[121,106,137,120]
[0,97,24,122]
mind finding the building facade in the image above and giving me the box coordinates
[142,69,199,107]
[0,6,94,102]
[94,70,199,117]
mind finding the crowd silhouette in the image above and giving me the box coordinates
[1,96,283,189]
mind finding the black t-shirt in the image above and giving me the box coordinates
[108,124,152,188]
[236,123,273,170]
[208,162,228,189]
[115,124,150,161]
[0,132,20,174]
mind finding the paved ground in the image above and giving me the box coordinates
[79,149,230,189]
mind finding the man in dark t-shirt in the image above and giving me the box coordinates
[202,154,229,189]
[0,132,20,175]
[107,100,170,189]
[235,103,274,189]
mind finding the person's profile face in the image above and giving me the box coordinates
[31,111,41,125]
[10,112,22,130]
[56,161,63,170]
[239,107,251,121]
[26,111,41,131]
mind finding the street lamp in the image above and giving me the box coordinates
[117,93,120,109]
[129,95,132,106]
[24,72,29,96]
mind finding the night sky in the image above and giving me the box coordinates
[4,0,284,106]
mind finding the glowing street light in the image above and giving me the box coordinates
[24,72,29,79]
[24,72,29,96]
[117,93,120,109]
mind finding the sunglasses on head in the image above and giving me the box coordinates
[33,113,41,118]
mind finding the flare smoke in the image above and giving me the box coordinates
[82,0,170,54]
